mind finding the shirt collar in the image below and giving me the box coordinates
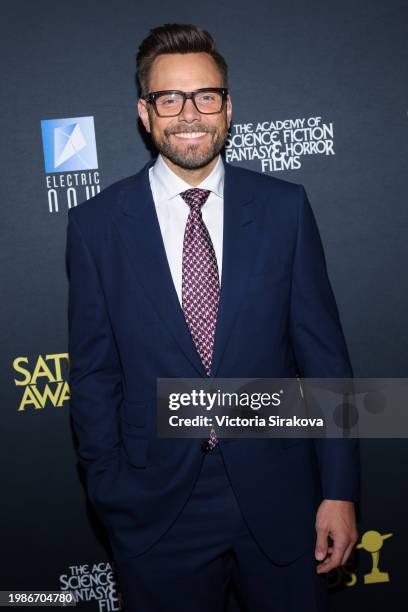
[150,153,225,203]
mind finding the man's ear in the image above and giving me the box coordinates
[226,94,232,128]
[138,99,151,133]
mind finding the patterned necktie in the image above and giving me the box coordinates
[180,187,220,450]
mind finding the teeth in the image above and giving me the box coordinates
[173,132,207,139]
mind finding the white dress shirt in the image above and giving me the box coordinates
[149,153,224,304]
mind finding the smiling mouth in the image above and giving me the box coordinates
[172,131,208,140]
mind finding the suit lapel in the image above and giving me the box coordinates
[113,159,207,376]
[113,157,260,378]
[210,160,259,376]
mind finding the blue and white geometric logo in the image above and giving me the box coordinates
[41,116,98,173]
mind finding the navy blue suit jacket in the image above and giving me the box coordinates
[66,156,360,565]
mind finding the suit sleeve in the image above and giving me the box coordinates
[289,185,360,502]
[66,212,123,478]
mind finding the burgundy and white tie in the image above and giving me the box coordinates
[180,187,220,450]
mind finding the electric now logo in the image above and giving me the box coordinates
[40,116,101,213]
[41,116,98,173]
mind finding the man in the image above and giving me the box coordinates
[66,23,360,612]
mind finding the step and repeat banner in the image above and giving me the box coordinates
[1,0,407,610]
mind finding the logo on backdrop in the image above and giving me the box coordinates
[356,530,393,584]
[225,116,335,172]
[328,529,393,588]
[13,353,70,411]
[40,116,101,213]
[59,562,122,610]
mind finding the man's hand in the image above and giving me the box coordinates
[314,499,358,574]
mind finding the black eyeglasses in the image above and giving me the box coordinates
[142,87,228,117]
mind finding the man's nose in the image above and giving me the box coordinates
[178,97,201,122]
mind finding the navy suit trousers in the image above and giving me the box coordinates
[113,444,328,612]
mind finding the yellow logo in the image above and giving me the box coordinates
[328,529,392,588]
[13,353,70,411]
[356,530,392,584]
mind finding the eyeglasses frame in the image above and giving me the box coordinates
[142,87,229,117]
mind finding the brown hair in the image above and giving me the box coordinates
[136,23,228,96]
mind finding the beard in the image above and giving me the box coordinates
[149,115,229,170]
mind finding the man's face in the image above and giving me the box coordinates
[138,52,232,170]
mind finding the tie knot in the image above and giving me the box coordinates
[180,188,211,210]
